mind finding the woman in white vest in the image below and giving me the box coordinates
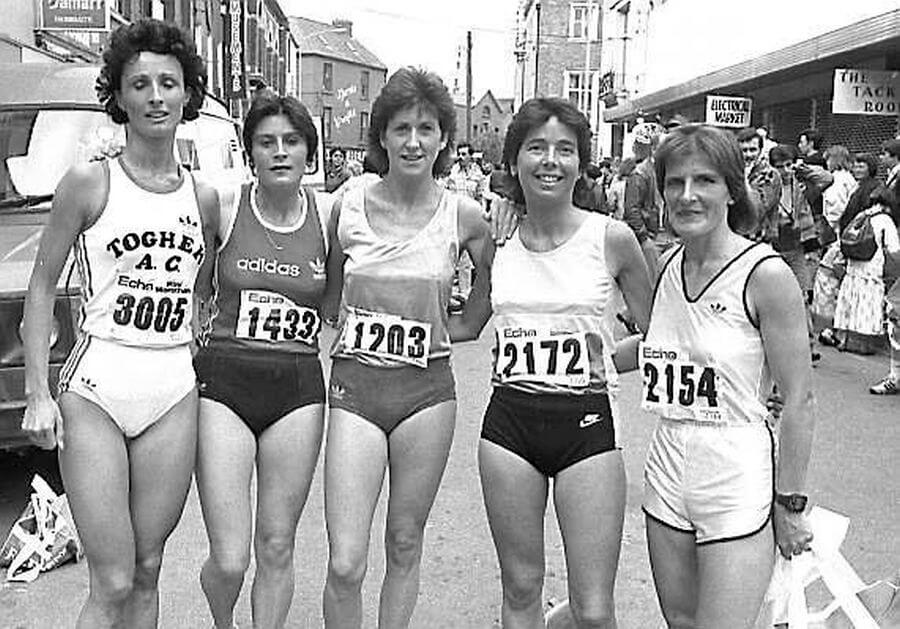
[21,19,218,628]
[452,97,653,628]
[639,124,816,628]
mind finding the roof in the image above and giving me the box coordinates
[289,17,387,71]
[605,8,900,122]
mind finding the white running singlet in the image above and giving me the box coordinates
[73,158,204,347]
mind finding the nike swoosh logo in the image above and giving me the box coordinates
[579,414,602,428]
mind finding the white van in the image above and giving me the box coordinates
[0,62,247,451]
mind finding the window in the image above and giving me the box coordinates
[359,112,369,142]
[322,62,333,92]
[565,70,596,123]
[322,107,332,143]
[569,2,599,40]
[360,70,370,100]
[482,106,491,119]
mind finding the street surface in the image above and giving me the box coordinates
[0,327,897,628]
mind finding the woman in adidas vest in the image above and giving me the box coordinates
[192,92,332,629]
[321,67,492,628]
[451,97,653,628]
[639,125,816,628]
[21,20,218,628]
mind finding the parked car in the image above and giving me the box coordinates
[0,62,247,452]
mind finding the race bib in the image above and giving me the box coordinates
[342,310,431,368]
[109,281,191,343]
[235,289,320,344]
[495,326,590,387]
[639,342,724,422]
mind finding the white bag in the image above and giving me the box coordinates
[0,474,83,582]
[760,506,890,629]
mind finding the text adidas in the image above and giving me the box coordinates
[236,257,303,277]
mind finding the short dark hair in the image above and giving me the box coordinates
[854,153,879,178]
[242,90,318,168]
[882,138,900,160]
[96,18,206,124]
[654,124,757,234]
[456,142,471,153]
[736,127,762,148]
[769,144,797,166]
[799,128,824,150]
[367,67,456,176]
[501,97,592,204]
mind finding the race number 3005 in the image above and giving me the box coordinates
[235,289,320,344]
[495,327,589,387]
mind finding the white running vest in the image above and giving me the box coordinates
[73,158,204,347]
[490,212,620,397]
[640,242,780,425]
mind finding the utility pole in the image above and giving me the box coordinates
[534,2,541,97]
[466,30,473,144]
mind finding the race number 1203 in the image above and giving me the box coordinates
[343,311,431,368]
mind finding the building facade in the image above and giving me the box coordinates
[0,0,299,117]
[603,1,900,158]
[514,0,607,157]
[289,17,387,164]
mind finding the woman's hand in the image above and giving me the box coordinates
[484,197,521,245]
[22,391,64,450]
[773,504,814,559]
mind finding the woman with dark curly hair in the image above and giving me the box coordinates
[321,67,492,628]
[21,19,218,628]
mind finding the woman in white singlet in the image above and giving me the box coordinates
[452,98,653,628]
[21,20,218,628]
[639,124,816,628]
[321,67,492,628]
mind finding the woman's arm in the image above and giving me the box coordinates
[21,163,106,449]
[192,181,221,345]
[604,220,653,372]
[748,257,816,558]
[321,195,347,324]
[449,197,495,342]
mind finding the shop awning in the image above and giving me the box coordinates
[604,9,900,122]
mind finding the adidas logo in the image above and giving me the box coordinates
[178,215,199,228]
[710,302,727,315]
[330,383,346,401]
[80,376,97,389]
[309,257,326,281]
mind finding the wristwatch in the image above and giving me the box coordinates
[774,492,808,513]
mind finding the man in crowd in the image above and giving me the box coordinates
[445,142,486,203]
[623,123,663,277]
[798,128,827,166]
[738,126,781,236]
[325,148,350,193]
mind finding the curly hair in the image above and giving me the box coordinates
[242,90,318,168]
[367,67,456,177]
[96,19,207,124]
[654,124,758,234]
[500,97,592,204]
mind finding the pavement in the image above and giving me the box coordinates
[0,330,896,628]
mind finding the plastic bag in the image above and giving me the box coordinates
[758,506,898,628]
[0,474,82,582]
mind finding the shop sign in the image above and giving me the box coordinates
[224,0,246,100]
[39,0,109,31]
[833,68,900,116]
[704,95,752,128]
[598,72,615,98]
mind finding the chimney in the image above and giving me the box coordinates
[332,19,352,37]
